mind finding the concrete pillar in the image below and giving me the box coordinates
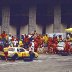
[29,7,36,33]
[46,24,53,33]
[36,24,42,34]
[54,3,61,33]
[2,7,10,34]
[20,25,28,35]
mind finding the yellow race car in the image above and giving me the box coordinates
[0,47,38,60]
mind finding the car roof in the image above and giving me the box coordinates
[8,47,24,49]
[8,47,27,51]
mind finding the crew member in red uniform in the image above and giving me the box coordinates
[48,37,53,53]
[11,36,15,41]
[24,35,30,50]
[64,41,70,53]
[3,43,9,62]
[52,42,57,54]
[34,41,38,52]
[1,31,7,39]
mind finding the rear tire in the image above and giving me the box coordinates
[1,56,5,60]
[12,53,18,61]
[23,51,35,61]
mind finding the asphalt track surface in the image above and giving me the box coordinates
[0,54,72,72]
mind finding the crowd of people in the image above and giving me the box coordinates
[0,30,72,61]
[0,30,72,54]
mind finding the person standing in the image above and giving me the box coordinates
[29,40,35,52]
[13,39,18,47]
[3,44,9,62]
[64,41,70,53]
[34,41,38,52]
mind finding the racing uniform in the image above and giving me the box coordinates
[64,41,70,53]
[48,37,53,53]
[34,41,38,52]
[52,43,57,54]
[3,47,8,61]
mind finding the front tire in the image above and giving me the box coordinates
[0,56,5,60]
[11,53,18,61]
[23,51,35,61]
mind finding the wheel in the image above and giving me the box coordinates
[29,51,35,60]
[23,52,35,61]
[0,56,5,60]
[11,53,18,61]
[61,52,69,56]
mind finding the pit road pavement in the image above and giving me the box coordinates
[0,54,72,72]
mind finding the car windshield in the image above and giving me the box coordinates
[58,42,65,46]
[8,48,15,51]
[19,49,25,52]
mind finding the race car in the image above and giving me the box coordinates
[57,41,69,56]
[0,47,38,60]
[57,41,65,51]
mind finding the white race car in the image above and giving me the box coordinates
[57,41,70,56]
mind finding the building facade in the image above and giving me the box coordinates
[0,0,72,36]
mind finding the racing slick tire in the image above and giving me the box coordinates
[11,53,18,61]
[59,51,69,56]
[23,51,35,61]
[0,56,5,60]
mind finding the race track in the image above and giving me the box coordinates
[0,54,72,72]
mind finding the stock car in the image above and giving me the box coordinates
[57,41,69,56]
[0,47,38,60]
